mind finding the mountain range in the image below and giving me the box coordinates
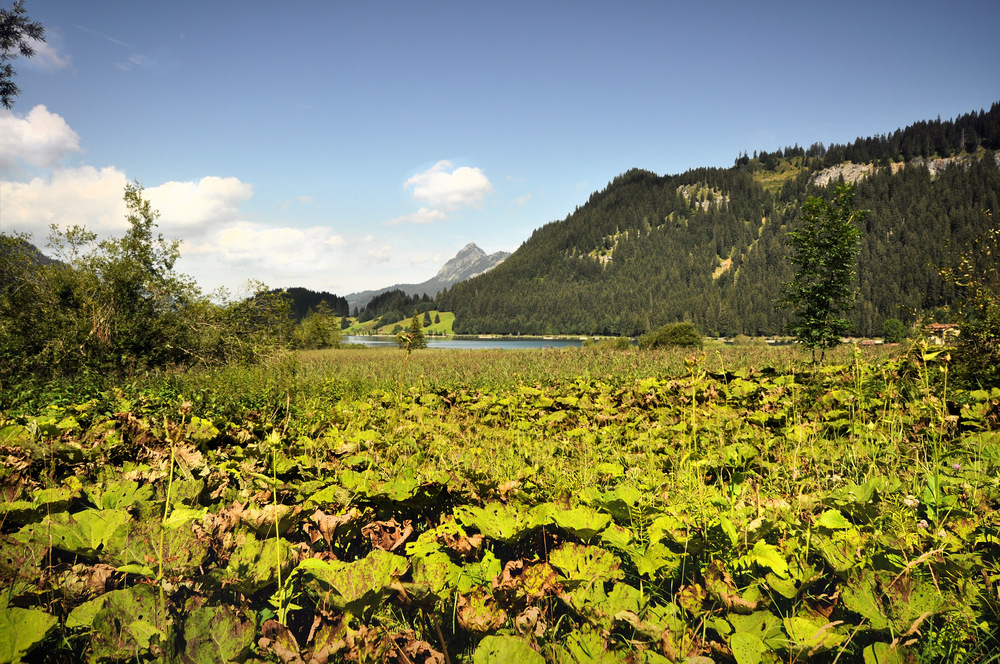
[345,243,509,312]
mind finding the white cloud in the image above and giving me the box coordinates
[0,107,452,295]
[23,37,73,71]
[2,165,129,237]
[146,177,254,236]
[365,244,392,263]
[115,54,146,71]
[405,160,492,209]
[386,206,447,225]
[1,168,257,243]
[2,164,363,291]
[389,160,492,225]
[0,105,80,170]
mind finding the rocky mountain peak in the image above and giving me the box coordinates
[435,243,488,280]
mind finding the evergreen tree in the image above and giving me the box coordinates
[396,310,427,352]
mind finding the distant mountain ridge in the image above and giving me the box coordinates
[346,243,509,311]
[438,101,1000,337]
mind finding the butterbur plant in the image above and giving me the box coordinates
[2,346,1000,662]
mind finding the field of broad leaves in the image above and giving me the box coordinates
[1,345,999,663]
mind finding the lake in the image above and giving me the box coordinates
[345,335,586,350]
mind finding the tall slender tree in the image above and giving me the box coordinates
[779,183,866,362]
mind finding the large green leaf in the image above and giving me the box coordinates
[550,543,623,588]
[629,542,683,580]
[727,611,784,650]
[783,614,846,654]
[841,570,947,633]
[84,478,153,511]
[69,585,172,662]
[474,635,545,664]
[546,505,612,540]
[552,629,629,663]
[215,531,297,594]
[104,512,210,577]
[863,642,906,664]
[294,549,408,614]
[730,631,769,664]
[411,549,461,598]
[181,604,256,664]
[748,540,788,578]
[15,509,129,557]
[0,607,58,664]
[455,502,535,542]
[0,485,78,525]
[812,526,865,573]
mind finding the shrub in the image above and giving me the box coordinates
[638,322,702,350]
[941,218,1000,386]
[584,337,633,350]
[880,318,908,344]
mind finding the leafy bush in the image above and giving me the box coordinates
[583,337,633,350]
[637,322,702,350]
[0,182,293,383]
[880,318,908,344]
[941,217,1000,386]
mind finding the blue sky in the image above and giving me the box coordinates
[2,0,998,296]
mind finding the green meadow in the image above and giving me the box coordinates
[2,343,999,663]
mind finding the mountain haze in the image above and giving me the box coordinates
[347,243,509,311]
[438,102,1000,337]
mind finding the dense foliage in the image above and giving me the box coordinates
[0,183,295,387]
[356,289,435,325]
[439,104,1000,338]
[779,184,865,362]
[1,346,998,662]
[637,322,703,350]
[0,0,44,108]
[942,218,1000,387]
[268,287,349,322]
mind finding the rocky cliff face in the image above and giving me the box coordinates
[433,243,509,284]
[811,152,1000,187]
[346,243,509,311]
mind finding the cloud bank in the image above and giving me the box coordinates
[1,106,481,294]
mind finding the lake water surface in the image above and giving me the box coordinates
[345,335,585,350]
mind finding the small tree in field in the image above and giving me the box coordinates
[779,183,866,363]
[941,215,1000,386]
[396,310,427,353]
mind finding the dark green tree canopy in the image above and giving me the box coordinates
[0,0,45,108]
[779,183,866,361]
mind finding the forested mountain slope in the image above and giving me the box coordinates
[438,102,1000,337]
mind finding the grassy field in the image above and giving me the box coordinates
[1,343,998,663]
[345,311,456,337]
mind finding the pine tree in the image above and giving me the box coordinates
[396,310,427,352]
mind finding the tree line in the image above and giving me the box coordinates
[0,183,351,392]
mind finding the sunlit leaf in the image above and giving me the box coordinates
[473,635,545,664]
[294,549,408,614]
[0,607,58,663]
[549,543,623,587]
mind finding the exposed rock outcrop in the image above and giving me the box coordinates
[346,243,509,311]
